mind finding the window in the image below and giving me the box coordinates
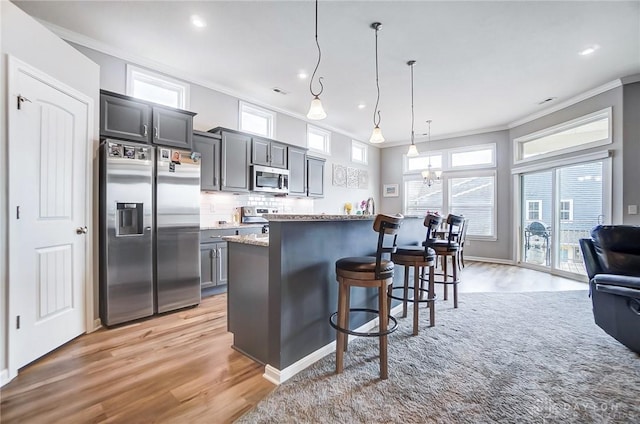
[449,144,495,169]
[351,140,368,164]
[307,125,331,155]
[449,173,496,237]
[239,101,275,138]
[126,64,190,109]
[527,200,542,221]
[404,178,443,216]
[514,108,611,163]
[560,199,574,222]
[405,154,442,173]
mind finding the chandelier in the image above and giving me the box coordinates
[421,120,442,186]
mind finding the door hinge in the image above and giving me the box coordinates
[17,95,32,110]
[16,315,20,329]
[16,206,20,219]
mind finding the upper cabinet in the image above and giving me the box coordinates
[192,131,221,191]
[217,130,251,192]
[288,147,307,196]
[251,137,287,169]
[100,90,195,149]
[307,156,326,198]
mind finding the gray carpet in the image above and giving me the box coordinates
[236,291,640,423]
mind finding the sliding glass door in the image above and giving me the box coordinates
[520,160,605,278]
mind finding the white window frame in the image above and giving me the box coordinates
[560,199,574,222]
[403,174,445,216]
[351,140,368,165]
[513,107,612,165]
[526,200,542,221]
[448,170,497,240]
[125,64,190,109]
[307,125,331,155]
[239,101,275,138]
[448,143,496,170]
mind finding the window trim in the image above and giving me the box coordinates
[448,143,496,170]
[125,64,190,109]
[307,125,331,155]
[526,200,542,221]
[238,101,276,138]
[403,152,444,175]
[513,107,612,165]
[351,140,368,165]
[559,199,574,222]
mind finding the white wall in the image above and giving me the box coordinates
[0,1,100,385]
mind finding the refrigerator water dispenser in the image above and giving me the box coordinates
[116,202,143,236]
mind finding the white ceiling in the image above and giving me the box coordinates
[13,0,640,146]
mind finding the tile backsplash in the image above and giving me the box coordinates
[200,192,314,227]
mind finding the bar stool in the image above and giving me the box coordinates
[329,214,403,380]
[428,214,464,308]
[389,214,441,335]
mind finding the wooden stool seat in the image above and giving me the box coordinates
[331,214,403,380]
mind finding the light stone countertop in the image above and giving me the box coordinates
[200,223,265,230]
[263,213,376,221]
[222,234,269,247]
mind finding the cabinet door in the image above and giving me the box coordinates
[216,242,228,286]
[288,147,307,195]
[100,93,151,143]
[307,157,325,198]
[251,137,270,166]
[152,107,194,149]
[221,132,251,192]
[270,141,288,169]
[193,132,220,191]
[200,244,215,288]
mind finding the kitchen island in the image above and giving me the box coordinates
[225,214,426,384]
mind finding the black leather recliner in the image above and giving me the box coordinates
[579,225,640,354]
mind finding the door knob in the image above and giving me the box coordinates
[76,226,88,234]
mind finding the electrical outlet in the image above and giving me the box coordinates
[209,204,216,213]
[628,205,638,215]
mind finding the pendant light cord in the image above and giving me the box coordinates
[410,62,415,145]
[427,120,432,168]
[373,24,381,127]
[309,0,324,97]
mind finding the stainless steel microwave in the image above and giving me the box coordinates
[251,165,289,194]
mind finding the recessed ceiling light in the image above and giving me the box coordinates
[358,103,366,109]
[579,45,599,56]
[297,72,308,80]
[191,15,207,28]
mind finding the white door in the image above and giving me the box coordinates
[8,57,89,371]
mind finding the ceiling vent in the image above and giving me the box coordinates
[538,97,557,105]
[272,87,288,95]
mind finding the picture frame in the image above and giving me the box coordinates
[383,183,399,197]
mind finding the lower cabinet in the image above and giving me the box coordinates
[200,241,228,289]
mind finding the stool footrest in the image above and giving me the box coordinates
[329,308,398,337]
[388,286,436,303]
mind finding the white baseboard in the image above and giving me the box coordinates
[1,369,11,388]
[465,256,515,265]
[262,303,405,385]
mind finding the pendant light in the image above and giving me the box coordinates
[421,120,442,186]
[369,22,384,143]
[406,60,419,156]
[307,0,326,120]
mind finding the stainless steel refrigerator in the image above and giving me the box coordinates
[100,140,201,326]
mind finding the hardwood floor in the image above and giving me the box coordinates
[0,262,587,423]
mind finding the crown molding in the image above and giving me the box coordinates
[38,19,367,145]
[380,125,509,148]
[508,79,622,129]
[621,73,640,85]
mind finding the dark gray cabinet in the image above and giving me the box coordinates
[193,131,221,191]
[100,92,150,143]
[220,131,251,192]
[152,107,195,149]
[288,147,307,196]
[200,241,227,289]
[252,137,287,169]
[100,90,195,149]
[307,156,325,198]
